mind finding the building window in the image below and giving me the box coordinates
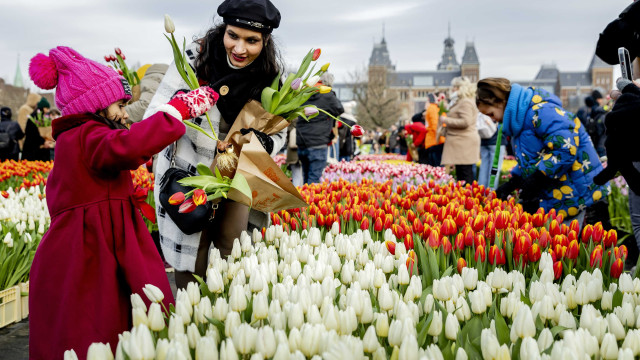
[414,76,434,87]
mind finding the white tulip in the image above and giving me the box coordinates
[469,290,486,315]
[601,290,613,311]
[399,335,419,360]
[288,303,304,329]
[220,339,239,360]
[142,284,164,304]
[375,313,389,337]
[481,329,499,360]
[520,336,540,360]
[175,301,191,325]
[130,293,147,312]
[63,350,79,360]
[455,347,468,360]
[397,263,410,285]
[537,328,553,353]
[622,329,640,355]
[537,296,554,323]
[186,282,200,306]
[155,339,170,360]
[620,273,634,293]
[445,313,460,340]
[168,314,184,340]
[229,285,247,312]
[147,303,165,332]
[423,294,434,313]
[186,323,201,349]
[388,319,403,347]
[427,310,442,337]
[164,14,175,33]
[306,76,320,88]
[132,307,149,327]
[607,313,626,341]
[255,326,276,358]
[372,347,387,360]
[125,325,156,360]
[87,343,114,360]
[206,269,224,293]
[224,311,241,338]
[455,297,471,322]
[195,336,218,360]
[272,342,290,360]
[378,284,394,312]
[363,325,380,353]
[600,333,619,360]
[300,324,322,357]
[233,323,257,355]
[511,305,536,342]
[288,328,301,352]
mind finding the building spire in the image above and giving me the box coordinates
[382,22,386,43]
[14,54,24,88]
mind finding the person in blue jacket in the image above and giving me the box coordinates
[475,77,608,225]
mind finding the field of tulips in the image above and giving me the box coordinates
[76,178,640,359]
[321,162,452,187]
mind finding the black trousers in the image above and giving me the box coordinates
[455,164,474,184]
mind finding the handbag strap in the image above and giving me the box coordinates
[170,142,177,168]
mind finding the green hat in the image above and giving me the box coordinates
[37,97,50,110]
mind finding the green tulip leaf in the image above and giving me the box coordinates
[612,289,623,309]
[495,311,510,345]
[230,173,252,206]
[196,163,214,177]
[177,175,223,188]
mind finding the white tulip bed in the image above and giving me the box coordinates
[56,223,639,360]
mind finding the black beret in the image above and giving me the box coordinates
[217,0,281,34]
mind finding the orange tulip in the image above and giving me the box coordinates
[549,219,561,237]
[592,223,604,244]
[374,217,383,232]
[604,229,618,248]
[404,234,414,250]
[553,261,563,280]
[441,218,457,237]
[566,240,579,260]
[360,217,370,231]
[178,198,197,213]
[475,245,486,262]
[457,258,467,274]
[590,246,603,267]
[385,240,396,255]
[528,243,542,263]
[192,189,207,206]
[442,237,452,255]
[581,224,593,244]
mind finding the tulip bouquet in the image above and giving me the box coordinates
[27,109,52,128]
[104,47,140,87]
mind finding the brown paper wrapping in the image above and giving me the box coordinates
[37,126,53,141]
[212,100,307,212]
[227,134,307,213]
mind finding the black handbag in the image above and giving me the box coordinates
[158,142,217,235]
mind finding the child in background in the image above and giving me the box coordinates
[27,46,218,359]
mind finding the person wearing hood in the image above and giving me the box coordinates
[296,72,344,183]
[0,107,24,161]
[338,101,357,161]
[476,77,607,225]
[17,92,42,151]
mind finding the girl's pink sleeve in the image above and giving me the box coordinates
[81,110,186,173]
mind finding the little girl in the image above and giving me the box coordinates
[27,46,218,359]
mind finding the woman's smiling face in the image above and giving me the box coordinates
[223,25,264,68]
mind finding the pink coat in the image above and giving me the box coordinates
[29,110,184,359]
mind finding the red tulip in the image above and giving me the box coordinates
[592,223,604,244]
[407,209,416,223]
[351,125,364,137]
[566,240,579,260]
[528,243,541,263]
[475,245,486,262]
[457,258,467,274]
[317,213,326,227]
[121,54,126,60]
[385,240,396,255]
[454,233,465,251]
[489,245,505,265]
[441,218,457,237]
[549,219,561,237]
[178,198,197,213]
[442,237,452,255]
[553,261,563,280]
[384,214,393,229]
[404,234,414,250]
[428,229,440,249]
[412,218,424,235]
[567,230,578,243]
[590,246,603,267]
[360,217,370,231]
[312,48,321,61]
[290,218,299,231]
[117,69,124,76]
[115,47,122,55]
[604,229,618,248]
[0,191,8,199]
[617,245,628,260]
[569,219,580,235]
[495,210,509,230]
[192,189,207,206]
[104,55,111,62]
[611,258,624,279]
[471,215,485,233]
[532,213,545,227]
[538,228,551,248]
[581,224,593,244]
[406,250,417,276]
[374,217,383,232]
[463,226,474,247]
[168,192,185,205]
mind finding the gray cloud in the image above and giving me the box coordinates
[0,0,630,93]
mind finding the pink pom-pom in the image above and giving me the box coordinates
[29,53,58,90]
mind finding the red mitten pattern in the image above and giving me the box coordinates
[168,86,219,120]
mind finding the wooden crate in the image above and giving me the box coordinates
[20,282,29,319]
[0,286,21,328]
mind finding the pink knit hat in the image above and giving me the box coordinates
[28,46,132,117]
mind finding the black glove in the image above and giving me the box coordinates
[495,174,523,200]
[593,80,640,193]
[240,128,274,154]
[520,171,559,201]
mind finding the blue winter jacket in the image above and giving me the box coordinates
[503,84,609,218]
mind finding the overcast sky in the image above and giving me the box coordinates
[0,0,631,91]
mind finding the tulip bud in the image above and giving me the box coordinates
[255,326,276,358]
[196,336,218,360]
[319,86,332,94]
[375,313,389,337]
[427,310,442,336]
[388,319,403,347]
[351,124,364,138]
[399,335,419,360]
[445,313,460,340]
[601,333,619,360]
[147,303,165,332]
[312,48,321,61]
[304,106,319,117]
[86,343,113,360]
[178,198,197,213]
[206,268,224,293]
[363,325,380,353]
[291,77,302,90]
[306,75,320,87]
[164,14,175,33]
[252,292,268,320]
[63,350,79,360]
[320,62,330,72]
[142,284,164,303]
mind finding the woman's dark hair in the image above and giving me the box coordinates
[476,77,512,107]
[195,23,282,97]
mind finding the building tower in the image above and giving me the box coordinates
[13,54,24,88]
[437,23,460,71]
[589,54,613,92]
[461,42,480,83]
[368,26,394,86]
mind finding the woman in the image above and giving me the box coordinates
[476,77,607,224]
[146,0,286,289]
[424,93,444,166]
[440,77,480,184]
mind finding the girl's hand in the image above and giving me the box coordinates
[169,86,220,120]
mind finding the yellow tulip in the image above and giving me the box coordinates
[319,86,332,94]
[321,63,331,72]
